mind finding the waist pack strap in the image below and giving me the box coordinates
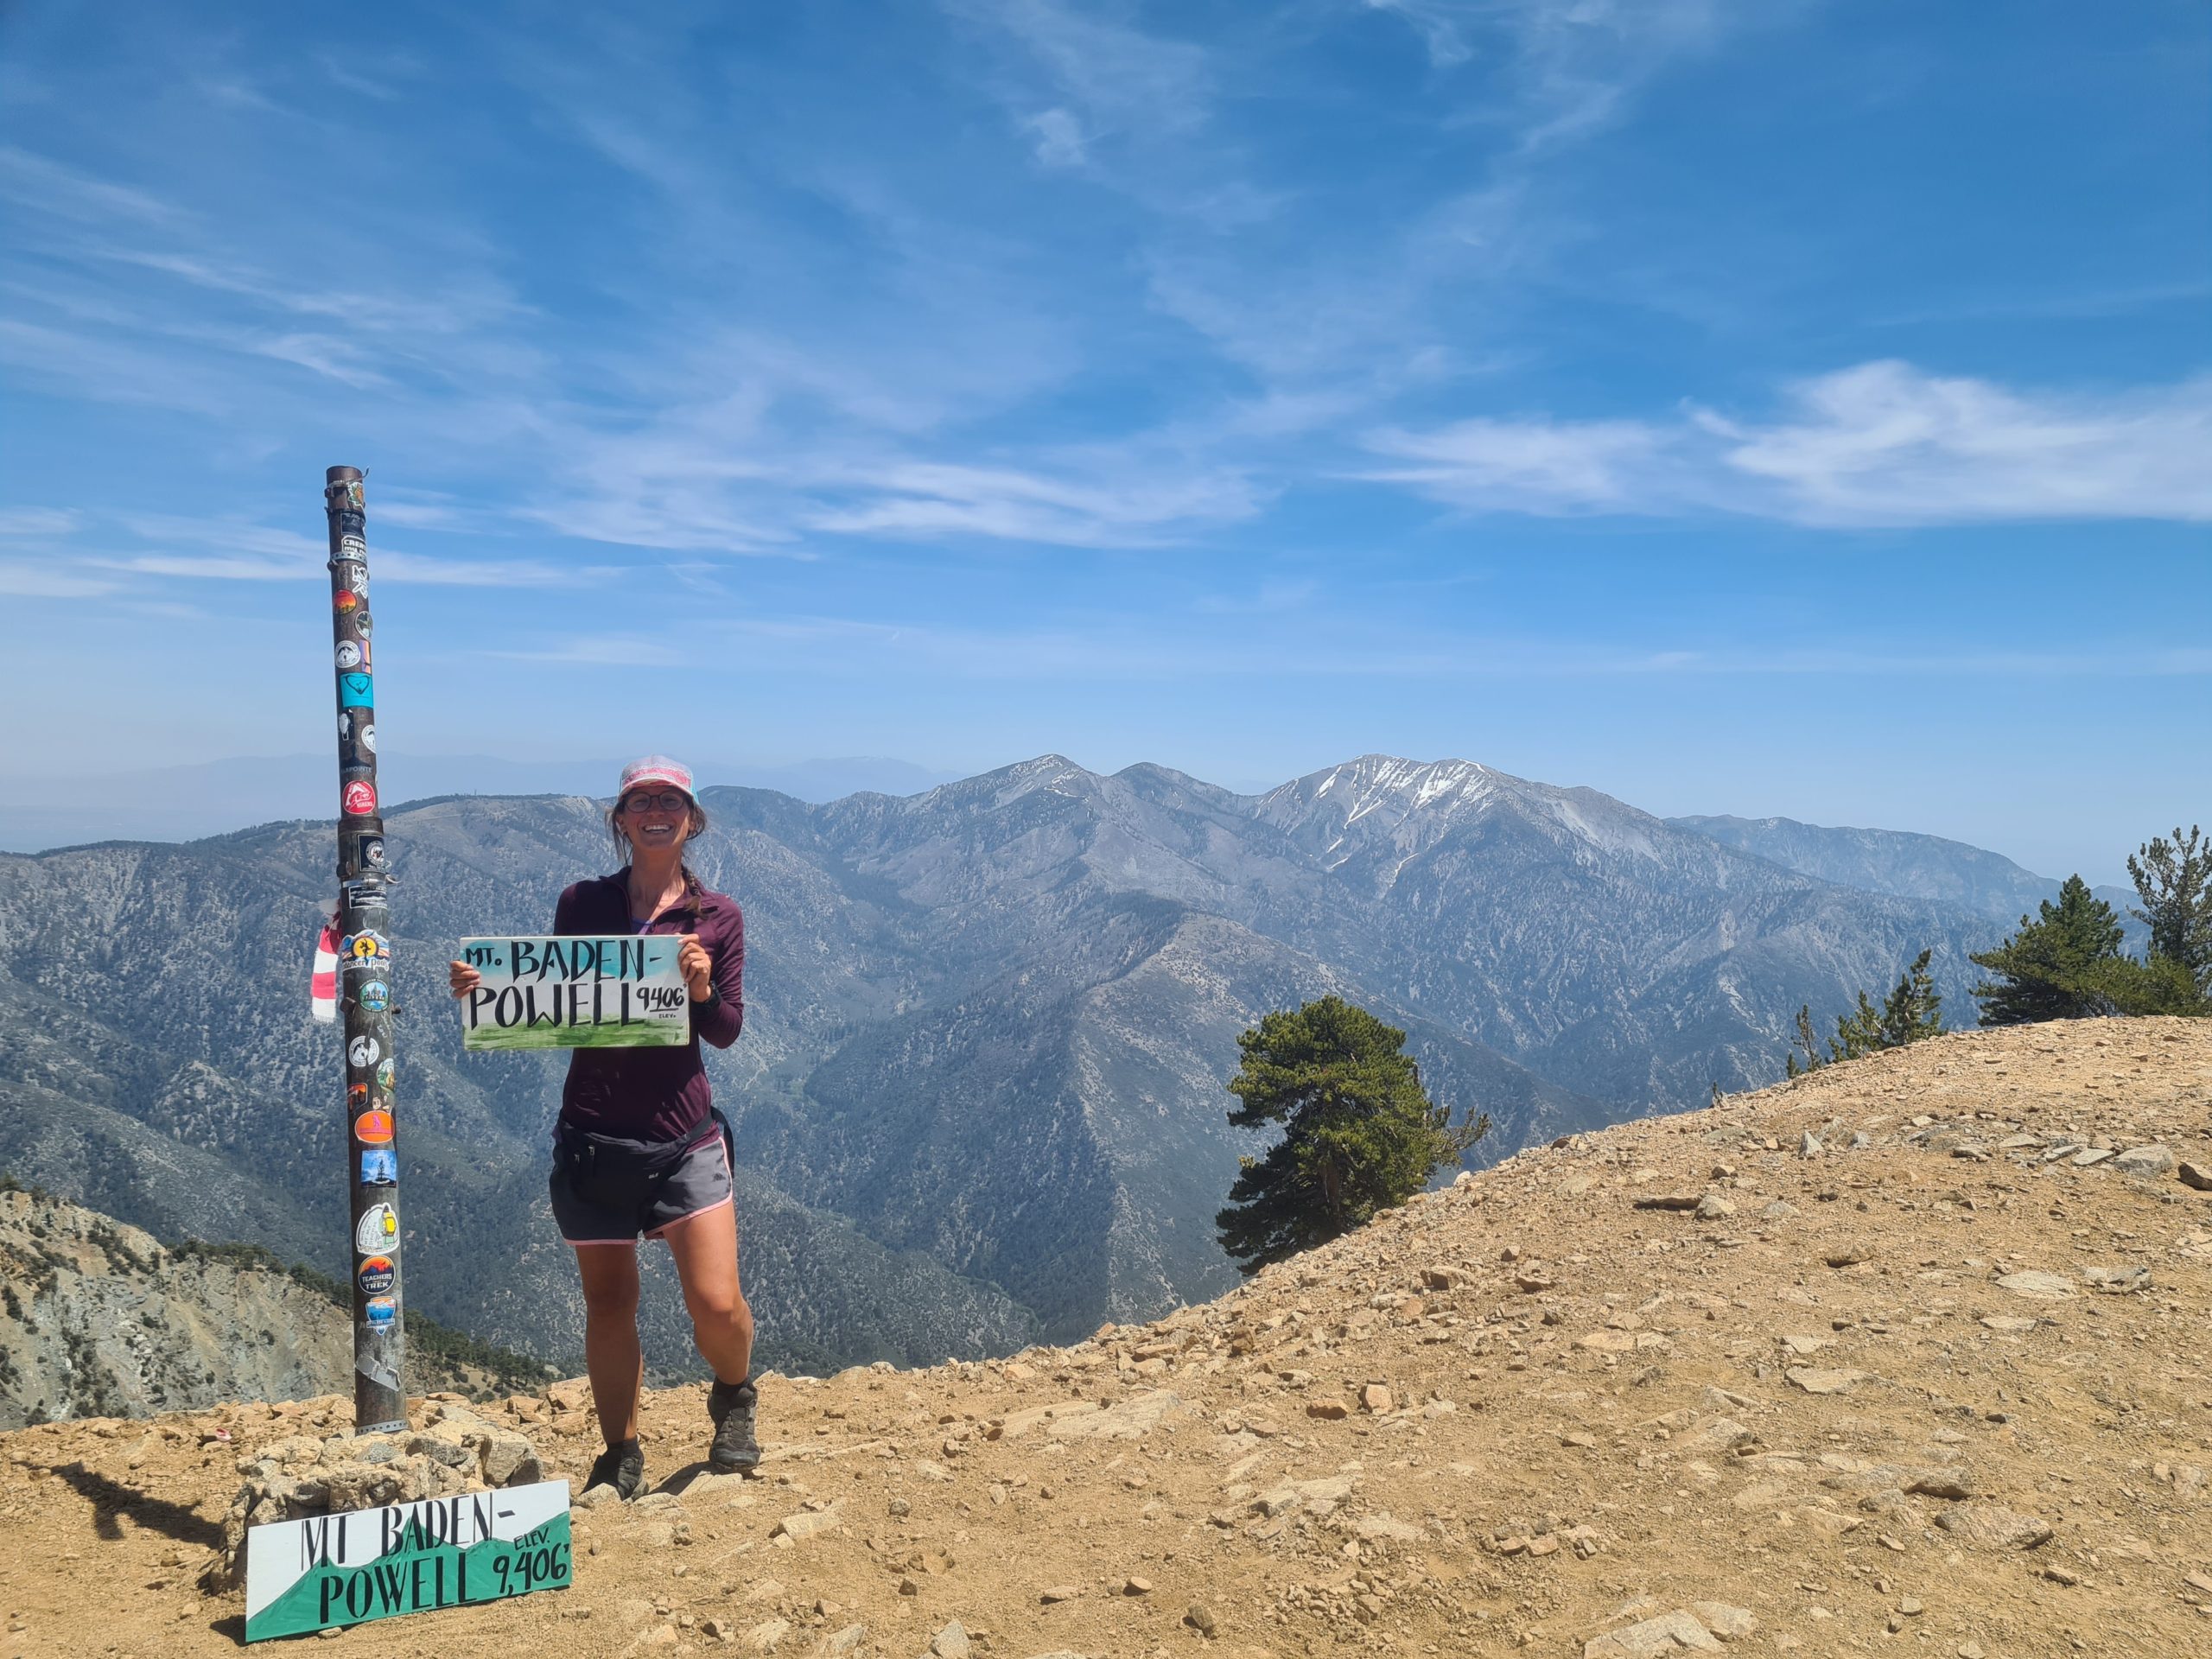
[556,1118,710,1213]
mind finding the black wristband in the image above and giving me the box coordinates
[693,983,718,1008]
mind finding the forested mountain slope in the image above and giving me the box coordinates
[0,754,2010,1368]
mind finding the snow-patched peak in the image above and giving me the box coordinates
[1252,753,1681,881]
[1258,755,1500,828]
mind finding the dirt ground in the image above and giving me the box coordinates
[3,1017,2208,1658]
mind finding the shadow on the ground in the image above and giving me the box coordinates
[54,1459,224,1548]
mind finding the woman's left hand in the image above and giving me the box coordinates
[678,933,713,999]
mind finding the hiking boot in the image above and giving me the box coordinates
[707,1377,760,1472]
[583,1439,645,1501]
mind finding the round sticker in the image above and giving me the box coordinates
[348,1082,369,1109]
[358,980,390,1013]
[359,835,386,868]
[354,1202,397,1253]
[335,639,362,671]
[347,1034,381,1068]
[357,1255,395,1295]
[354,611,372,639]
[354,1109,394,1144]
[364,1295,397,1329]
[334,589,359,615]
[376,1058,395,1090]
[342,779,376,817]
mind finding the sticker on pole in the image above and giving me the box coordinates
[355,1202,397,1252]
[244,1479,571,1642]
[458,935,690,1051]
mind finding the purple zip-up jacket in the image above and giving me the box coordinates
[553,870,745,1143]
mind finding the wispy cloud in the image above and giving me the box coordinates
[99,249,521,339]
[1366,360,2212,525]
[486,634,685,665]
[0,145,189,226]
[1364,0,1738,152]
[0,508,82,538]
[1870,281,2212,328]
[85,516,611,588]
[679,604,2212,683]
[0,564,118,599]
[945,0,1266,224]
[1363,0,1478,69]
[950,0,1212,143]
[804,456,1262,548]
[1023,107,1089,167]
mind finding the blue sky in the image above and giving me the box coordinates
[1,1,2205,881]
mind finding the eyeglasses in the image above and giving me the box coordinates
[622,791,691,813]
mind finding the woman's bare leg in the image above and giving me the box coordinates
[573,1244,645,1446]
[661,1205,753,1384]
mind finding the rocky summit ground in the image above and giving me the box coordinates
[3,1017,2208,1659]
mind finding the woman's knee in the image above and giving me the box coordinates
[687,1283,751,1330]
[580,1273,641,1321]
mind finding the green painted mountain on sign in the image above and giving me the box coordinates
[246,1516,570,1642]
[461,1020,680,1050]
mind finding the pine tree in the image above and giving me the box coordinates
[1970,876,2126,1025]
[2126,825,2212,996]
[1789,950,1944,1071]
[1215,996,1485,1274]
[1784,1004,1825,1077]
[1891,950,1946,1046]
[2073,950,2207,1017]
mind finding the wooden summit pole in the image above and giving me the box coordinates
[324,465,405,1433]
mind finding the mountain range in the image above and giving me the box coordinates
[0,752,2090,1377]
[0,753,963,852]
[1668,812,2139,928]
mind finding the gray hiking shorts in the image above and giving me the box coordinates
[549,1114,734,1247]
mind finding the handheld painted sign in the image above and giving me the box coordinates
[244,1479,570,1642]
[458,935,689,1051]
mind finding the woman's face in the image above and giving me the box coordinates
[620,788,693,854]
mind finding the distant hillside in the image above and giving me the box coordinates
[0,753,2017,1370]
[1670,812,2139,928]
[0,1180,553,1427]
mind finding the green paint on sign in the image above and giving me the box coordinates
[245,1481,571,1642]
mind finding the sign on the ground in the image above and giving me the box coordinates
[458,934,690,1049]
[244,1479,571,1641]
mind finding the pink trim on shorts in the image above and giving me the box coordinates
[569,1236,639,1249]
[642,1134,734,1241]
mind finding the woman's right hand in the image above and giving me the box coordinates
[448,960,481,999]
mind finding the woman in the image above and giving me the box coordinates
[449,755,756,1499]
